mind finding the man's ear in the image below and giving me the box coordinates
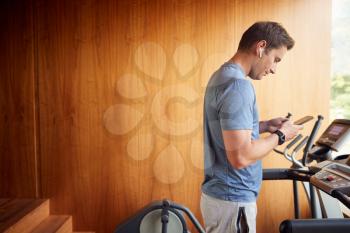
[256,40,267,58]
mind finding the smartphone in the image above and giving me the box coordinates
[294,116,313,125]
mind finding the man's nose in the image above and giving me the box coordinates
[270,65,276,74]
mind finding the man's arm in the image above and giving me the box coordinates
[222,129,278,169]
[223,120,303,169]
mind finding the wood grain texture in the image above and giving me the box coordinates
[0,199,49,233]
[0,0,331,233]
[0,0,37,197]
[31,215,72,233]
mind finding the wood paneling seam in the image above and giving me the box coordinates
[32,0,41,198]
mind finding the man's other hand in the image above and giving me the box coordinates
[264,117,289,133]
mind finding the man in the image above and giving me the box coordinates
[201,21,303,233]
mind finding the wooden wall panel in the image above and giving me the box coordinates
[34,1,204,231]
[0,0,37,197]
[35,0,331,232]
[253,0,332,230]
[0,0,331,233]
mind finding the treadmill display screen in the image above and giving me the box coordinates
[317,123,349,149]
[328,125,345,136]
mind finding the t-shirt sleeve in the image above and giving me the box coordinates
[217,80,255,130]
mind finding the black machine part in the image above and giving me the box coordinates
[114,199,205,233]
[263,166,350,233]
[279,218,350,233]
[263,168,312,181]
[264,163,350,208]
[302,115,324,166]
[169,201,205,233]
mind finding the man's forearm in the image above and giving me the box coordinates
[227,133,279,169]
[247,134,279,161]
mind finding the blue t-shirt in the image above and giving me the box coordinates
[202,62,262,202]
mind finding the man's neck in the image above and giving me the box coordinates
[228,51,253,77]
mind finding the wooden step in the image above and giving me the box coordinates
[0,198,94,233]
[31,215,72,233]
[0,199,49,233]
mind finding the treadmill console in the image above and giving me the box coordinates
[316,119,350,151]
[309,119,350,196]
[311,160,350,195]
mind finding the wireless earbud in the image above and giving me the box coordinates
[259,48,263,58]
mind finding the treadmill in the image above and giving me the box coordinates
[264,119,350,233]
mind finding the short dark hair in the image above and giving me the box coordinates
[238,21,295,51]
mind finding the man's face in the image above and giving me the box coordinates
[249,46,287,80]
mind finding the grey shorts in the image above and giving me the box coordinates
[200,192,257,233]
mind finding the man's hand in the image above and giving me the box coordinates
[260,117,289,134]
[279,120,304,141]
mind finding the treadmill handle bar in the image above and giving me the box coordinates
[332,190,350,209]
